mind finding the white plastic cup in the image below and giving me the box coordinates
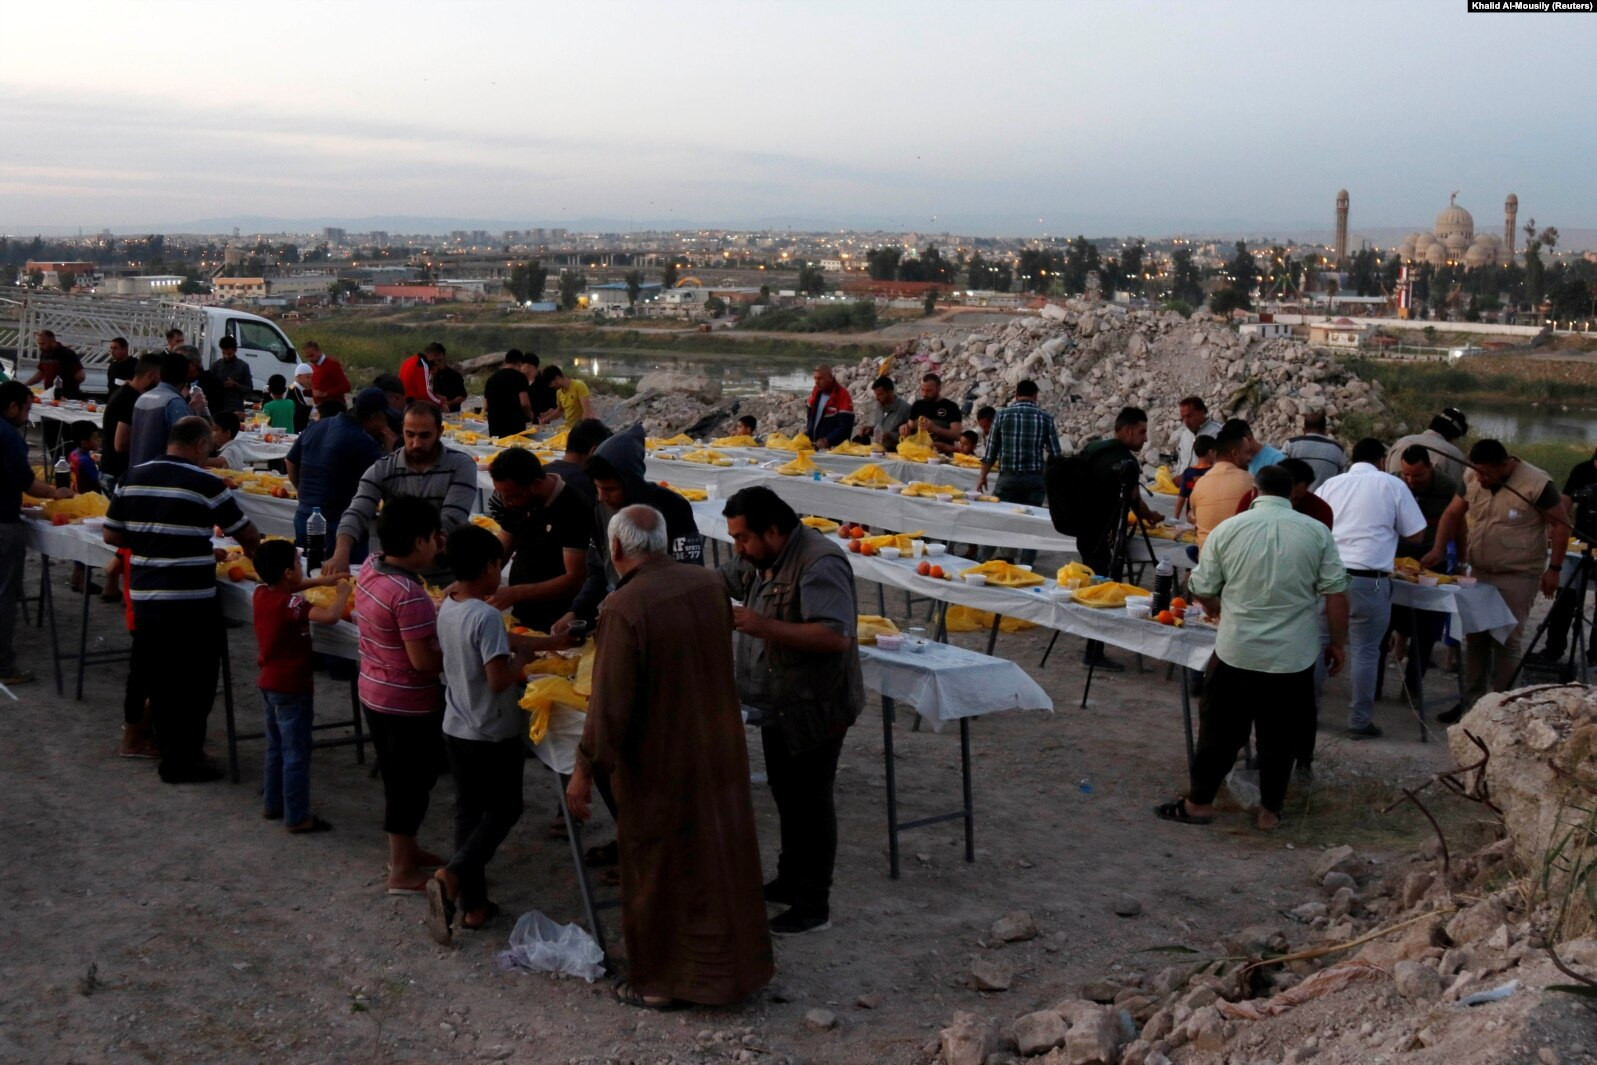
[705,482,719,500]
[911,540,925,559]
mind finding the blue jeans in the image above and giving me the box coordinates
[1346,575,1392,730]
[262,690,315,825]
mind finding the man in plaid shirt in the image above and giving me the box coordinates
[977,379,1059,564]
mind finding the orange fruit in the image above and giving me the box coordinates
[839,529,852,540]
[1156,610,1175,625]
[917,561,931,576]
[228,565,247,582]
[1169,597,1188,612]
[86,403,97,412]
[929,565,943,579]
[861,542,877,556]
[51,513,70,526]
[510,626,530,635]
[849,526,864,539]
[50,399,61,407]
[848,538,862,553]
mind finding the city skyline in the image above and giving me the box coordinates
[2,0,1590,237]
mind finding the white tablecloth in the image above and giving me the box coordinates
[1391,580,1520,644]
[859,640,1052,729]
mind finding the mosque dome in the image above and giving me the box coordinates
[1445,231,1471,257]
[1434,196,1475,242]
[1464,245,1489,269]
[1424,243,1449,266]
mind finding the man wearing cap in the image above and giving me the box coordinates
[1388,408,1468,485]
[289,363,315,431]
[303,340,352,405]
[211,336,252,415]
[286,389,389,562]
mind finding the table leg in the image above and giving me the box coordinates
[349,676,366,765]
[1080,660,1097,710]
[985,614,1001,656]
[220,625,240,784]
[960,717,975,864]
[75,574,92,700]
[1039,630,1059,668]
[882,694,900,880]
[1410,609,1429,744]
[41,556,64,696]
[1180,664,1196,774]
[556,770,608,956]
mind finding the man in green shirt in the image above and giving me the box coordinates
[1155,465,1349,831]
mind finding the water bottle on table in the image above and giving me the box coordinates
[305,507,326,574]
[54,456,71,491]
[1151,559,1174,614]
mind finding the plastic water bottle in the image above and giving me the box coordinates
[305,507,327,573]
[1151,559,1175,614]
[53,456,71,490]
[1445,541,1458,576]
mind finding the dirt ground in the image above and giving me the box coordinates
[0,552,1539,1065]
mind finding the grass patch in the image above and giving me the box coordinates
[737,301,879,333]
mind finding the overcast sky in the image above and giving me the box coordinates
[1,0,1588,238]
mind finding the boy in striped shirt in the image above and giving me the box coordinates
[355,496,447,894]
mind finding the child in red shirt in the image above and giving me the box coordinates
[252,539,352,833]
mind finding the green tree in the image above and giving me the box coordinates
[923,287,938,316]
[797,262,826,296]
[756,284,771,305]
[328,278,360,303]
[866,247,902,281]
[557,271,587,311]
[1063,236,1100,294]
[1209,287,1250,316]
[1225,241,1257,300]
[1168,247,1203,305]
[179,277,210,296]
[26,269,44,288]
[662,261,679,289]
[57,271,75,293]
[704,294,727,318]
[623,269,644,306]
[1016,248,1061,294]
[0,263,16,287]
[505,260,549,303]
[1119,240,1146,294]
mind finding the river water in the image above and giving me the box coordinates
[561,348,814,397]
[1467,403,1597,446]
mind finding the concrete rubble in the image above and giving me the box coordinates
[932,681,1597,1065]
[601,301,1399,456]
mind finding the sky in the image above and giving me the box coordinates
[1,0,1591,239]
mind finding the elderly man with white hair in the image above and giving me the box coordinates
[567,504,773,1010]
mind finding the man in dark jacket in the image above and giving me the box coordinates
[562,423,702,624]
[718,485,862,937]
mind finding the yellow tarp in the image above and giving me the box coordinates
[945,607,1035,633]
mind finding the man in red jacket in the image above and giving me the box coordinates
[400,343,446,403]
[304,341,352,405]
[804,365,854,449]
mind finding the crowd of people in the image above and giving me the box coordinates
[1,337,1587,1011]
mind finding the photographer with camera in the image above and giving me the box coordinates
[1525,447,1597,668]
[1074,407,1160,671]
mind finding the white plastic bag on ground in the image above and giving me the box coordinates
[495,910,605,982]
[1224,766,1261,810]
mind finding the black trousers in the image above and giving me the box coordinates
[136,604,222,781]
[363,706,445,836]
[123,639,148,726]
[761,727,845,914]
[1188,657,1313,815]
[444,735,525,910]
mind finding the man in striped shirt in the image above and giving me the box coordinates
[325,400,479,577]
[105,416,261,783]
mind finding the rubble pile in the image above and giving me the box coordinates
[604,302,1400,457]
[931,683,1597,1065]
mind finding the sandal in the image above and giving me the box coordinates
[425,877,456,946]
[613,979,686,1012]
[585,840,620,868]
[459,901,500,931]
[287,815,334,834]
[1153,799,1213,825]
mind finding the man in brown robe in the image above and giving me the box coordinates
[567,504,774,1009]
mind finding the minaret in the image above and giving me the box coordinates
[1334,189,1349,266]
[1505,193,1518,257]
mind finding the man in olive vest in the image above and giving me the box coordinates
[1429,439,1568,722]
[720,485,863,938]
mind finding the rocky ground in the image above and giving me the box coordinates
[6,545,1595,1065]
[605,300,1400,456]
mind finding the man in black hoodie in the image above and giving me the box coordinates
[561,423,703,626]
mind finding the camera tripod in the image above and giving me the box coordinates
[1507,547,1597,688]
[1077,472,1162,708]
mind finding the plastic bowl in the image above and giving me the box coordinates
[1126,602,1152,619]
[1050,587,1076,602]
[1455,576,1478,588]
[1417,575,1440,588]
[1014,564,1034,572]
[879,547,901,560]
[875,634,905,651]
[1125,595,1153,610]
[905,637,928,654]
[925,543,948,557]
[964,573,988,587]
[935,493,954,502]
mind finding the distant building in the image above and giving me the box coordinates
[24,260,98,288]
[99,275,184,297]
[323,227,347,243]
[1395,193,1513,268]
[373,283,464,305]
[1238,320,1293,339]
[1307,317,1367,349]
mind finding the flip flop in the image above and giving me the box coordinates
[425,877,456,946]
[1153,799,1213,826]
[287,815,334,834]
[585,840,620,868]
[385,879,429,896]
[613,980,686,1012]
[459,901,500,932]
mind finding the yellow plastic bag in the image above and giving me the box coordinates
[669,485,708,502]
[1056,561,1096,584]
[960,559,1047,587]
[828,441,875,456]
[862,531,923,552]
[945,607,1035,633]
[856,615,901,644]
[950,452,983,468]
[840,463,901,489]
[711,435,760,448]
[470,514,504,536]
[521,675,588,744]
[525,654,578,678]
[678,449,733,467]
[1072,581,1152,608]
[801,516,840,534]
[900,481,965,499]
[766,432,815,453]
[1152,465,1180,495]
[40,493,110,521]
[896,441,936,464]
[777,451,819,476]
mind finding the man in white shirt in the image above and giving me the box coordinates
[1175,395,1224,472]
[1314,438,1427,739]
